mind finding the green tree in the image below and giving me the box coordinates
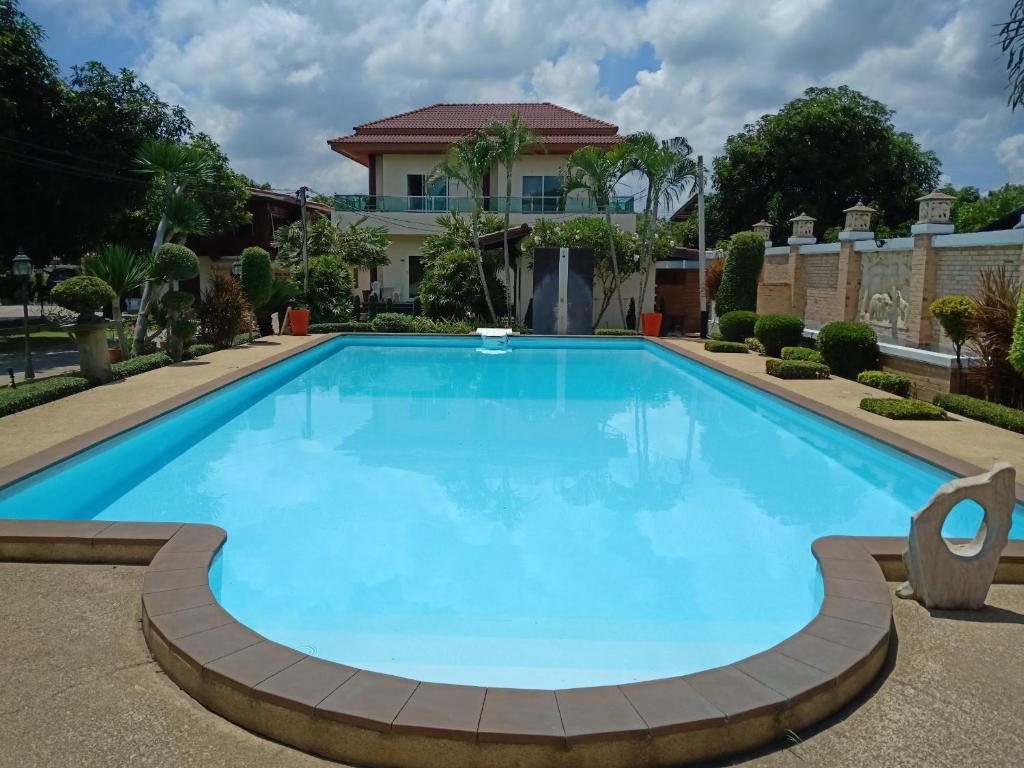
[82,244,152,355]
[1000,1,1024,110]
[950,184,1024,232]
[930,295,975,374]
[486,111,541,320]
[240,246,273,308]
[715,231,765,315]
[336,218,390,268]
[272,216,389,271]
[299,253,354,323]
[561,145,632,325]
[712,86,940,239]
[419,249,487,320]
[431,131,500,324]
[421,211,505,268]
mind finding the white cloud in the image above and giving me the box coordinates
[128,0,1023,194]
[996,134,1024,183]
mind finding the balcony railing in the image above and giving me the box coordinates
[334,195,635,215]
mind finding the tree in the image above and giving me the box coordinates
[431,131,500,324]
[712,87,940,239]
[421,211,504,268]
[419,249,488,320]
[487,111,540,321]
[715,231,765,315]
[1000,1,1024,110]
[240,246,272,339]
[950,184,1024,232]
[299,253,354,323]
[561,145,632,325]
[273,216,389,271]
[152,243,199,362]
[622,132,697,318]
[82,244,151,355]
[336,218,390,269]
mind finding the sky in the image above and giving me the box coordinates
[23,0,1024,201]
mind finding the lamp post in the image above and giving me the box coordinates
[231,256,243,279]
[12,248,34,381]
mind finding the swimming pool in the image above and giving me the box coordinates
[2,336,1021,689]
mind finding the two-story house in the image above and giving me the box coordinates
[328,103,639,323]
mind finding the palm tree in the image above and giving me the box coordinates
[561,145,632,326]
[624,133,697,318]
[430,131,500,324]
[131,139,214,355]
[82,244,152,357]
[486,112,541,324]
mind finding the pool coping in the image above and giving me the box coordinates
[1,332,1023,767]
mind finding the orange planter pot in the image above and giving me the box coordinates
[641,312,663,337]
[107,347,123,363]
[289,308,310,336]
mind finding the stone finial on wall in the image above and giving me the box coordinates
[788,212,816,245]
[839,200,877,241]
[911,189,956,235]
[896,462,1016,610]
[752,219,772,247]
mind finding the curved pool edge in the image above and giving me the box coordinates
[2,521,1023,767]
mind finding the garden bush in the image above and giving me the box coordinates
[160,290,195,313]
[715,231,764,316]
[745,336,765,353]
[301,253,355,323]
[185,343,216,359]
[151,243,199,283]
[930,294,975,369]
[51,275,116,322]
[196,273,250,347]
[781,346,824,363]
[240,247,273,308]
[595,328,639,336]
[704,340,749,353]
[111,352,172,380]
[817,321,879,378]
[765,358,830,379]
[857,370,912,397]
[754,314,805,357]
[860,398,946,421]
[0,376,92,417]
[933,394,1024,434]
[410,316,437,333]
[718,310,759,342]
[432,319,476,335]
[309,321,372,333]
[370,312,416,332]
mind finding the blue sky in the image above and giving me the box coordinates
[23,0,1024,199]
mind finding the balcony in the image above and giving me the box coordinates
[335,195,635,215]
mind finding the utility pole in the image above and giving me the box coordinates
[297,186,310,294]
[697,155,708,338]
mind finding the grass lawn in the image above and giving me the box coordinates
[0,330,74,354]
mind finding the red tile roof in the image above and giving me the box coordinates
[330,103,622,165]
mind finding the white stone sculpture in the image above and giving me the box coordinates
[896,463,1016,610]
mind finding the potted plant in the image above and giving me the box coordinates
[51,275,116,382]
[641,295,664,337]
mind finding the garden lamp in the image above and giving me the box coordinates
[231,256,243,278]
[12,247,35,381]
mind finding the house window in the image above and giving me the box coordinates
[407,175,448,211]
[522,175,561,212]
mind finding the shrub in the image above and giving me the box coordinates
[718,310,759,342]
[309,321,372,333]
[51,276,116,322]
[704,340,749,353]
[196,273,250,347]
[160,290,195,313]
[0,376,92,417]
[151,243,199,283]
[185,343,216,359]
[706,256,726,303]
[781,346,824,364]
[817,321,879,378]
[754,314,805,357]
[930,295,975,369]
[410,316,437,333]
[111,352,172,379]
[370,312,416,332]
[765,358,830,379]
[860,398,946,421]
[933,394,1024,434]
[240,246,273,308]
[300,253,355,324]
[745,336,765,353]
[1011,285,1024,378]
[857,370,912,397]
[968,266,1021,406]
[595,328,639,336]
[432,319,476,335]
[715,231,764,315]
[419,249,503,320]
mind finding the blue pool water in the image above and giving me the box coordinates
[2,337,1021,688]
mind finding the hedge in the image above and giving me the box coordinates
[765,358,830,379]
[111,352,173,380]
[860,398,947,421]
[754,314,805,357]
[857,370,912,397]
[705,340,749,353]
[718,310,759,342]
[370,312,417,332]
[595,328,639,336]
[781,346,824,364]
[186,343,216,359]
[0,376,92,417]
[715,231,764,315]
[933,394,1024,434]
[745,336,765,353]
[817,321,878,379]
[309,322,373,333]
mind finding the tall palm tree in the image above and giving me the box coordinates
[83,244,152,356]
[486,112,541,324]
[431,131,500,324]
[561,145,632,326]
[624,133,697,318]
[131,139,214,354]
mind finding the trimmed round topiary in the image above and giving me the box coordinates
[754,314,805,357]
[152,243,199,283]
[718,310,759,342]
[818,321,879,379]
[240,246,273,308]
[369,312,416,332]
[51,275,116,322]
[160,290,195,313]
[781,346,824,364]
[715,231,765,316]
